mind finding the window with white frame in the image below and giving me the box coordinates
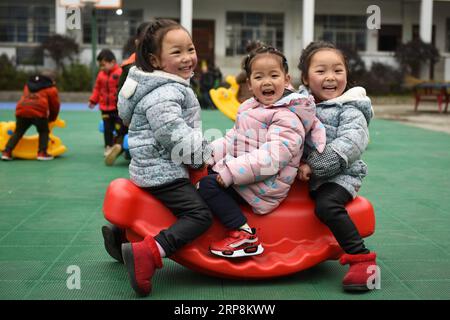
[315,15,367,51]
[0,4,54,43]
[226,12,284,56]
[82,9,142,46]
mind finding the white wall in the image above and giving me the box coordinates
[285,0,302,81]
[70,0,180,66]
[0,48,16,61]
[3,0,450,80]
[360,51,398,70]
[63,0,450,81]
[444,55,450,81]
[434,1,450,53]
[193,0,301,78]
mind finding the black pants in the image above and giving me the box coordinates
[200,91,215,109]
[311,183,369,255]
[4,116,49,153]
[101,110,127,147]
[197,174,247,230]
[143,178,213,257]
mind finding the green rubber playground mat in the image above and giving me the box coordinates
[0,109,449,300]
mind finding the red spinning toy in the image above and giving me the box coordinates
[103,168,375,279]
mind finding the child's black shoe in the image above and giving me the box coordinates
[101,224,127,263]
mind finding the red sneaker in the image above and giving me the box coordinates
[209,228,264,258]
[122,235,163,296]
[1,150,12,161]
[37,152,54,161]
[340,252,379,291]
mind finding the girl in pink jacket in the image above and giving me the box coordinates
[198,46,326,258]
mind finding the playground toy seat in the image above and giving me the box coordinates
[103,168,375,280]
[0,118,67,159]
[209,76,240,121]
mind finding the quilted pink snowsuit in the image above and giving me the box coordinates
[209,91,326,214]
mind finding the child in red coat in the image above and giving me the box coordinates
[88,49,124,165]
[2,71,60,161]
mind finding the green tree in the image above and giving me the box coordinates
[0,54,29,90]
[395,39,440,80]
[59,63,92,92]
[40,34,80,73]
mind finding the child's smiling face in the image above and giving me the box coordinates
[304,49,347,102]
[247,54,290,106]
[151,28,197,80]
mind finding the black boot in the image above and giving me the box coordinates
[101,224,127,263]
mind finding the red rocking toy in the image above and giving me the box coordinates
[103,168,375,280]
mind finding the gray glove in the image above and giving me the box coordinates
[306,145,346,179]
[189,141,213,169]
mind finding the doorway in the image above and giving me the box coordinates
[192,19,215,69]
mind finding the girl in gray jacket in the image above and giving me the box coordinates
[101,19,213,297]
[297,41,378,292]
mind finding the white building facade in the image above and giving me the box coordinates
[1,0,450,81]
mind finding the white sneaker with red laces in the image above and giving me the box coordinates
[209,228,264,258]
[37,152,54,161]
[1,150,12,161]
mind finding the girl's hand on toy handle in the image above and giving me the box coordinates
[298,163,312,182]
[88,102,96,109]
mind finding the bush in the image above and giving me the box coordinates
[40,34,79,73]
[338,46,366,87]
[395,39,440,79]
[58,63,92,92]
[335,48,406,95]
[0,55,92,92]
[0,54,31,90]
[360,62,405,95]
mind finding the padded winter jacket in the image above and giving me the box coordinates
[118,67,207,187]
[300,86,373,198]
[209,91,326,214]
[16,75,60,121]
[89,63,122,112]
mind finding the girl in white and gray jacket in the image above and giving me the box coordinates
[101,19,213,297]
[297,41,378,292]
